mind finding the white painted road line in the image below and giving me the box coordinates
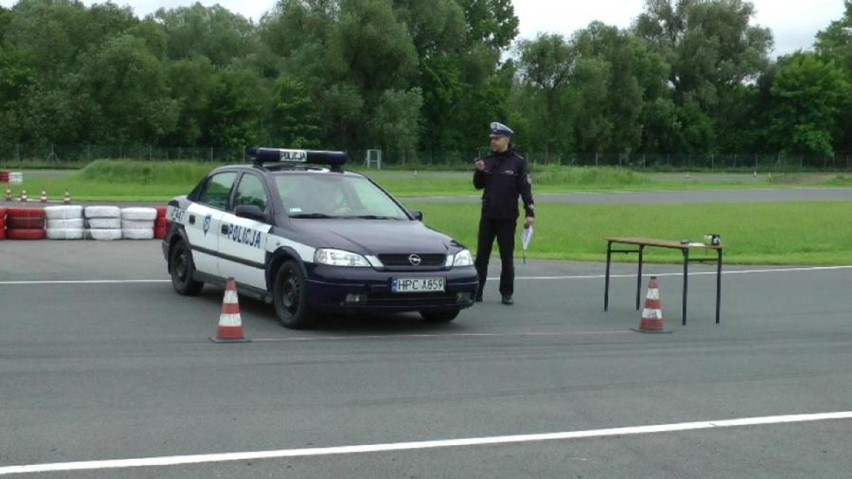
[1,411,850,475]
[0,266,849,286]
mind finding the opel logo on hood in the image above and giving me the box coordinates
[408,254,421,266]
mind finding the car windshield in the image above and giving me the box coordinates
[275,174,409,220]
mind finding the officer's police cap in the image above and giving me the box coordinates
[489,122,514,138]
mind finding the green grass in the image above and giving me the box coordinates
[3,161,850,265]
[357,168,852,196]
[402,202,852,265]
[75,160,212,185]
[3,160,848,201]
[2,160,209,202]
[825,174,852,186]
[362,166,656,197]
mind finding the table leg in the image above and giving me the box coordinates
[636,246,644,310]
[604,241,612,311]
[682,249,689,325]
[716,248,722,324]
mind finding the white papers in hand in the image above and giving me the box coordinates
[521,226,534,250]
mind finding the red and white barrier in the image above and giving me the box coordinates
[5,204,171,242]
[0,207,6,240]
[5,208,46,240]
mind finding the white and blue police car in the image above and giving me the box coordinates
[162,148,479,329]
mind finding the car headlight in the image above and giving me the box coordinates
[315,248,371,267]
[452,249,474,267]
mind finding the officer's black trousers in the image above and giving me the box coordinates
[474,217,516,298]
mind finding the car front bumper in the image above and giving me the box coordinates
[304,264,478,313]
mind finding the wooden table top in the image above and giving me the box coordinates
[606,237,724,250]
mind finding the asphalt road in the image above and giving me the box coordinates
[1,239,850,478]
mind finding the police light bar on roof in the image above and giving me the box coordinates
[247,147,348,167]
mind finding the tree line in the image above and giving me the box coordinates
[0,0,849,167]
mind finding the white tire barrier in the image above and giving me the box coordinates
[120,207,156,240]
[121,207,157,221]
[87,218,122,229]
[84,206,121,219]
[122,228,155,240]
[86,206,123,240]
[47,218,84,229]
[43,206,84,240]
[121,220,154,230]
[46,228,85,240]
[86,229,123,241]
[44,205,84,220]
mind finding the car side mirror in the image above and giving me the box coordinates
[235,204,268,223]
[410,210,423,221]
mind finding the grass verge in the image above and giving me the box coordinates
[2,162,850,265]
[3,161,849,201]
[402,202,852,265]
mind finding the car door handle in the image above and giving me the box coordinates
[188,215,195,225]
[221,224,230,234]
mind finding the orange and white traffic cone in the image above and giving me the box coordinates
[632,276,671,333]
[19,189,27,202]
[39,190,48,203]
[4,188,11,201]
[210,277,249,342]
[63,189,71,205]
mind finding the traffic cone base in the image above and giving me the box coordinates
[210,278,250,343]
[632,276,672,334]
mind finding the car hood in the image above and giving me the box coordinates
[293,219,462,255]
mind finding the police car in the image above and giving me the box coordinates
[162,148,479,329]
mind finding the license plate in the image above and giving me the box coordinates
[392,277,445,293]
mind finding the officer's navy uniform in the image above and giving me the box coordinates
[473,122,535,304]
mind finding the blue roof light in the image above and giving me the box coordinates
[248,148,348,168]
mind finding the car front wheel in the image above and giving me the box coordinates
[273,261,317,329]
[170,240,204,296]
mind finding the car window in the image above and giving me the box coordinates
[347,178,407,217]
[198,172,237,210]
[276,174,408,219]
[233,174,269,212]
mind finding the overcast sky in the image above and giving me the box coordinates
[1,0,845,57]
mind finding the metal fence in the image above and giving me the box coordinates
[1,145,849,171]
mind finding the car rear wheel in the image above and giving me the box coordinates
[170,241,204,296]
[420,309,460,323]
[273,261,317,329]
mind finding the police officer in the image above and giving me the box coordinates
[473,122,535,305]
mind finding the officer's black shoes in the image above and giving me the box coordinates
[501,295,514,305]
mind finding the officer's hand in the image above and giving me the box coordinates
[525,216,535,228]
[474,159,485,171]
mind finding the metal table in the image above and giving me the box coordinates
[604,237,724,325]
